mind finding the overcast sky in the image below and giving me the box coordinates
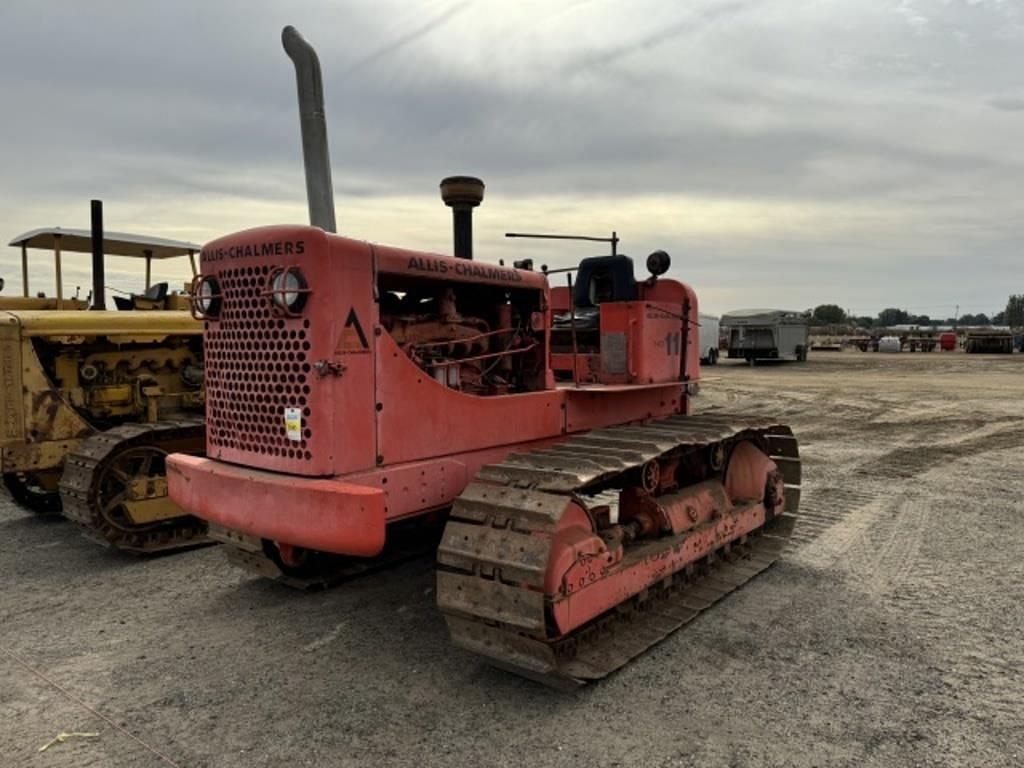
[1,0,1021,317]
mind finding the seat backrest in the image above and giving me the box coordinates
[143,282,169,301]
[573,256,637,308]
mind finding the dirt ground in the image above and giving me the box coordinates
[2,350,1022,768]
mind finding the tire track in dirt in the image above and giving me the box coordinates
[701,357,1024,751]
[776,418,1024,567]
[852,420,1024,481]
[847,452,1024,733]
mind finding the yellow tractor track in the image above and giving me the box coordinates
[59,420,208,553]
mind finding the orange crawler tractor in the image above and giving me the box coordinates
[167,27,801,686]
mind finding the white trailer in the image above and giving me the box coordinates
[698,313,720,365]
[721,308,809,363]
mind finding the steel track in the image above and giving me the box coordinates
[59,420,209,553]
[436,413,801,687]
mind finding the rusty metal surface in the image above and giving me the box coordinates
[436,520,549,585]
[1,313,204,510]
[436,412,801,687]
[58,420,208,553]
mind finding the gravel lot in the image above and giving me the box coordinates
[3,350,1022,767]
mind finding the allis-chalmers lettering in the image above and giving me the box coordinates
[201,240,306,262]
[406,256,523,283]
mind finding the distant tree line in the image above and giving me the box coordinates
[808,296,1023,328]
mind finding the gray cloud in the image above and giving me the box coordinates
[0,0,1021,316]
[989,97,1024,112]
[342,1,473,76]
[561,1,751,76]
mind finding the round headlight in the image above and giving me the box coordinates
[195,276,221,318]
[271,269,308,314]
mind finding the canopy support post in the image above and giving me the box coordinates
[188,249,197,277]
[21,243,28,297]
[54,235,63,309]
[144,250,152,289]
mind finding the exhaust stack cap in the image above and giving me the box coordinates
[440,176,484,260]
[440,176,485,208]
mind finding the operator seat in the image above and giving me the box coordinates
[113,282,170,310]
[573,255,638,307]
[553,255,637,330]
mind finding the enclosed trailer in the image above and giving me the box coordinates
[722,308,809,363]
[964,329,1013,354]
[698,312,720,364]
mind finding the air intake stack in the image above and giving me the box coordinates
[440,176,485,260]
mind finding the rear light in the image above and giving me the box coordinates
[191,275,222,319]
[266,267,310,316]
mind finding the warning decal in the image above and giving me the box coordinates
[336,308,369,353]
[284,407,302,442]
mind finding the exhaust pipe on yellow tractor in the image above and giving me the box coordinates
[90,199,106,310]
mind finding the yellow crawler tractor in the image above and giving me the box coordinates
[1,208,208,552]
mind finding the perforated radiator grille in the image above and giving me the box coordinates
[204,265,314,461]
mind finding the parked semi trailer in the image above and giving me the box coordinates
[722,309,809,363]
[904,333,938,352]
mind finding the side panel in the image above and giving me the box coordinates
[2,334,94,474]
[728,325,776,354]
[698,315,719,359]
[324,239,378,475]
[374,332,564,466]
[599,302,683,385]
[640,280,700,382]
[777,324,809,358]
[565,383,685,432]
[776,325,794,357]
[375,246,548,292]
[0,317,25,444]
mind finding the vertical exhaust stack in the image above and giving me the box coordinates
[440,176,485,260]
[90,199,106,310]
[282,26,337,233]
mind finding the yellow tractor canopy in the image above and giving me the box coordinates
[7,227,201,309]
